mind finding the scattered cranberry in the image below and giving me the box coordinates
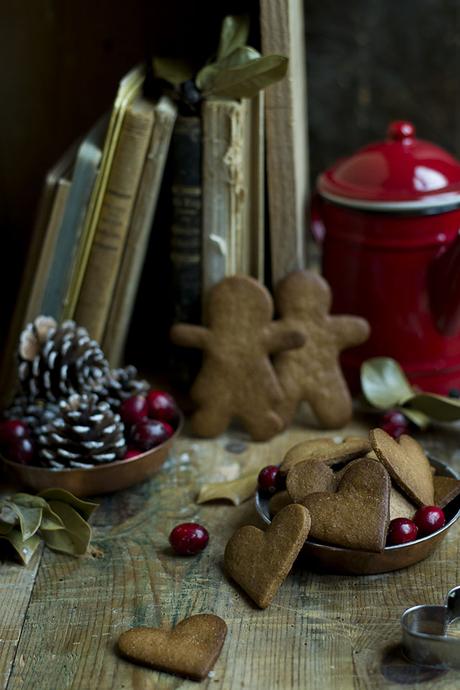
[379,410,409,439]
[131,419,174,451]
[120,395,149,427]
[146,390,179,425]
[169,522,209,555]
[413,506,446,536]
[123,449,141,460]
[6,437,36,465]
[258,465,280,495]
[387,518,418,546]
[0,419,30,446]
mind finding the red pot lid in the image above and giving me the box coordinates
[318,121,460,210]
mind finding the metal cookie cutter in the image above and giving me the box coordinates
[401,586,460,668]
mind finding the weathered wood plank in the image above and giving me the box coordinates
[3,418,460,689]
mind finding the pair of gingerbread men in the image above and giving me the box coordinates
[170,271,370,441]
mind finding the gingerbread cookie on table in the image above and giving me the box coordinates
[170,275,305,441]
[274,271,370,428]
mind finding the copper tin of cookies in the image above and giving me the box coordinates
[1,413,183,498]
[256,457,460,576]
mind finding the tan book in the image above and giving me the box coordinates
[63,65,144,320]
[260,0,309,283]
[74,97,155,342]
[202,95,264,302]
[102,96,177,366]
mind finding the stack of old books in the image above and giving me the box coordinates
[1,3,308,400]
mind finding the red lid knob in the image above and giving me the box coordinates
[387,120,415,142]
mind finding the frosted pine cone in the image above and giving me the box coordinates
[94,365,150,410]
[18,317,108,402]
[37,394,126,468]
[3,393,59,435]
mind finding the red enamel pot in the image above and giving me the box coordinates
[313,121,460,394]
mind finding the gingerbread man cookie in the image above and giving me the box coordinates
[274,270,370,428]
[170,275,304,441]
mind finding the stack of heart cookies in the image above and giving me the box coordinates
[224,429,460,609]
[273,429,459,552]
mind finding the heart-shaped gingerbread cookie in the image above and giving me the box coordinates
[434,476,460,508]
[370,429,434,507]
[286,460,337,503]
[301,458,390,552]
[118,614,227,680]
[280,436,370,475]
[224,503,310,608]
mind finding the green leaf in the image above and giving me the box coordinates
[399,406,431,430]
[217,15,250,62]
[152,57,195,86]
[361,357,415,409]
[408,393,460,422]
[197,471,259,506]
[38,489,98,520]
[0,519,13,536]
[201,54,289,99]
[41,502,91,556]
[11,494,48,509]
[196,46,261,92]
[0,529,41,565]
[2,502,42,540]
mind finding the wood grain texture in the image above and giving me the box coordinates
[1,417,460,689]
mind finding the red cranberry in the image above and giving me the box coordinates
[120,395,149,427]
[0,419,30,446]
[258,465,280,495]
[131,419,174,451]
[123,449,140,460]
[379,410,409,439]
[6,437,36,465]
[387,518,418,546]
[413,506,446,536]
[169,522,209,555]
[146,390,179,425]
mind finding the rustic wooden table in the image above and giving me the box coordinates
[1,417,460,690]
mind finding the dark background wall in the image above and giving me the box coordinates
[1,0,459,354]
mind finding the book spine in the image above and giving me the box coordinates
[170,115,202,326]
[74,100,154,342]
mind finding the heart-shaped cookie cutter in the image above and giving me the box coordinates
[401,586,460,668]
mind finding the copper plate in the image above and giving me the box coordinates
[1,414,183,498]
[255,457,460,575]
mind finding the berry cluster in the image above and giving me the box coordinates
[387,506,446,546]
[0,419,35,465]
[120,390,180,458]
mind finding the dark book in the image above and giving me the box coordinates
[168,115,203,388]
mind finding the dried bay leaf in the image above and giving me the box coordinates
[196,46,260,92]
[216,15,250,61]
[197,471,259,506]
[408,393,460,422]
[202,55,288,99]
[41,502,91,556]
[2,502,42,540]
[0,529,41,565]
[38,489,98,520]
[361,358,415,409]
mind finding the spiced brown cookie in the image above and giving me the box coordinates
[171,275,304,441]
[274,271,370,428]
[280,436,370,475]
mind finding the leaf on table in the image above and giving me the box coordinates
[197,471,259,506]
[399,406,431,429]
[2,501,42,540]
[216,14,250,62]
[201,55,288,99]
[0,529,41,565]
[41,502,91,556]
[38,489,98,520]
[10,493,48,509]
[361,357,415,409]
[408,393,460,422]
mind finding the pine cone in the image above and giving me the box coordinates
[94,365,150,410]
[18,317,109,402]
[37,394,127,468]
[3,394,59,435]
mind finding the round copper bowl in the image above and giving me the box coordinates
[255,457,460,575]
[1,414,183,498]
